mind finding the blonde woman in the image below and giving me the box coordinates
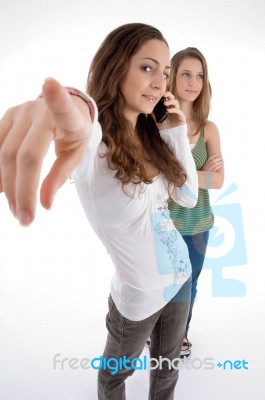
[168,47,224,357]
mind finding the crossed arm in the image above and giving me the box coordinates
[198,120,224,189]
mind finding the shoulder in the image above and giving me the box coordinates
[203,120,220,142]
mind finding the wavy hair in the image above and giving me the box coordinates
[86,23,186,189]
[169,47,212,134]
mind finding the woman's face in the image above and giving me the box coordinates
[175,57,204,103]
[119,39,170,126]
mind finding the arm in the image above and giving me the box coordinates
[160,125,198,208]
[0,78,94,226]
[197,121,224,189]
[156,91,198,208]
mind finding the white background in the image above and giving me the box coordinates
[0,0,264,399]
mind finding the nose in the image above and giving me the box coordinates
[151,71,165,91]
[187,76,196,86]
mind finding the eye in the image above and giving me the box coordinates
[197,74,204,80]
[182,72,190,78]
[163,72,170,80]
[141,64,152,72]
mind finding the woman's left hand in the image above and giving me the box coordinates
[201,154,224,172]
[155,91,186,129]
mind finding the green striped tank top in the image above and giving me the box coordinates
[168,129,214,236]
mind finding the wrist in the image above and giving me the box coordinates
[38,86,95,122]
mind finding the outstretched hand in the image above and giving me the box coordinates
[0,78,93,226]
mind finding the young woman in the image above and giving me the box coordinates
[0,24,198,399]
[168,47,224,357]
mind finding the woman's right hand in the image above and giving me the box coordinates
[0,78,93,226]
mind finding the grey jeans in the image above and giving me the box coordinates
[98,278,191,400]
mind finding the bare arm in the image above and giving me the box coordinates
[197,120,224,189]
[0,78,93,226]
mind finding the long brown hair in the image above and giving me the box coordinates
[86,23,186,189]
[169,47,212,134]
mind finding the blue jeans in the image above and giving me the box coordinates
[182,231,209,338]
[98,278,191,399]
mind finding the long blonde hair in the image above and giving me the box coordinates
[169,47,212,134]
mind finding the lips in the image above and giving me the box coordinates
[186,90,198,95]
[143,95,158,103]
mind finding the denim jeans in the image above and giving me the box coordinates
[182,231,209,338]
[98,278,191,400]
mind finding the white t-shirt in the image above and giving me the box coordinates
[72,97,198,321]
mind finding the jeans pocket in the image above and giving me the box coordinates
[108,295,115,316]
[106,297,143,338]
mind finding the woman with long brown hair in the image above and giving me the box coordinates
[0,24,198,399]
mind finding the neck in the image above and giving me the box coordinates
[179,100,194,122]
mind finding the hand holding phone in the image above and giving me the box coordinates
[153,97,169,123]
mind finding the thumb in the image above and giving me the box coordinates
[41,78,89,134]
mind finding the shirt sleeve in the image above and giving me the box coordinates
[159,124,198,208]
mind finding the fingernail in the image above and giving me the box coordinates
[44,77,56,83]
[18,210,32,226]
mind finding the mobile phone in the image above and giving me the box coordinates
[153,98,169,123]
